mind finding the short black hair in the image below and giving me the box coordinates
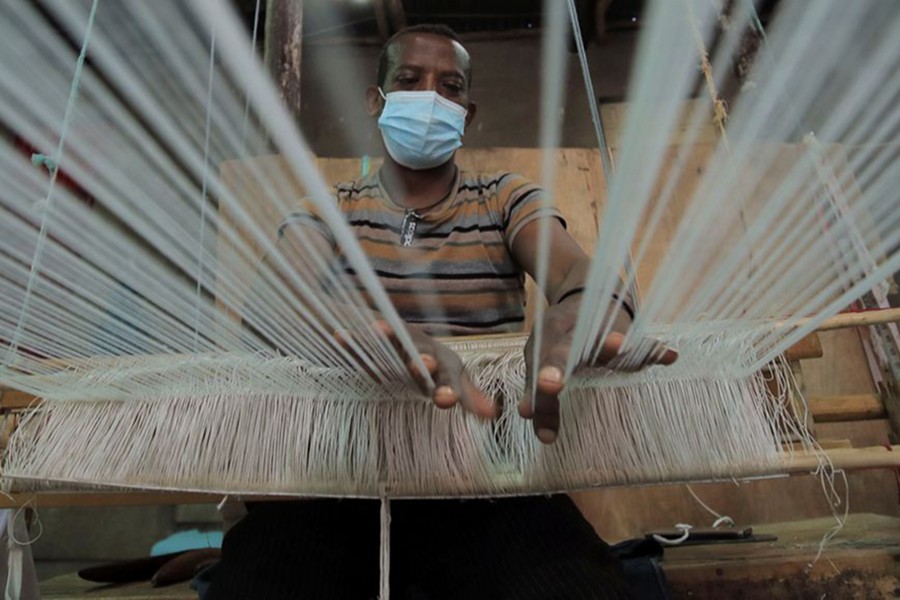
[376,24,472,90]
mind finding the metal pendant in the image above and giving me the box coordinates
[400,210,420,247]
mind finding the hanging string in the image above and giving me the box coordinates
[564,0,642,310]
[683,0,729,146]
[193,16,217,350]
[652,523,692,546]
[685,485,734,528]
[2,0,101,368]
[379,497,391,600]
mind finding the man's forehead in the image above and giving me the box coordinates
[388,33,470,77]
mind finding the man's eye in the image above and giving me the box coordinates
[397,77,416,85]
[444,83,462,93]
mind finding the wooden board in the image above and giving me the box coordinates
[815,418,893,447]
[0,492,223,510]
[599,99,719,149]
[809,393,886,422]
[41,574,194,600]
[664,513,900,600]
[802,329,878,396]
[572,467,900,543]
[782,332,823,361]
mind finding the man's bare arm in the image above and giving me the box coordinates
[510,218,676,443]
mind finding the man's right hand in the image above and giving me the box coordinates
[337,320,498,419]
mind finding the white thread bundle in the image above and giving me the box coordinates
[0,0,897,498]
[3,335,785,496]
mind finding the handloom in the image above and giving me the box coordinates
[0,0,899,503]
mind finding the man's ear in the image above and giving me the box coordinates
[365,86,383,117]
[464,101,477,129]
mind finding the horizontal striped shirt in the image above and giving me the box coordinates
[279,169,564,336]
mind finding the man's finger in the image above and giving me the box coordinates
[408,353,439,393]
[428,348,495,419]
[531,366,563,444]
[591,331,626,365]
[459,373,497,419]
[519,341,568,443]
[432,383,458,409]
[519,358,567,441]
[654,345,679,366]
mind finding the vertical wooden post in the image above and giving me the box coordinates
[387,0,407,31]
[374,0,391,42]
[264,0,304,123]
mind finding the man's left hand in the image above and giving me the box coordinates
[518,296,677,444]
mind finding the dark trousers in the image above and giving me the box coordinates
[206,495,634,600]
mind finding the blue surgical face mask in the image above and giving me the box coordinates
[377,89,467,170]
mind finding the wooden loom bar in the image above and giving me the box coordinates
[808,393,886,422]
[809,307,900,332]
[783,445,900,473]
[0,447,897,508]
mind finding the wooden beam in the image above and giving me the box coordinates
[373,0,391,41]
[808,393,886,422]
[784,438,852,451]
[264,0,303,122]
[784,445,900,473]
[664,515,900,600]
[782,332,823,361]
[812,307,900,332]
[386,0,406,31]
[0,491,225,509]
[0,446,895,508]
[0,387,39,410]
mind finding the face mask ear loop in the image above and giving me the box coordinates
[378,87,387,101]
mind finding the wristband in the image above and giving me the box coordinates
[555,288,635,321]
[556,286,586,304]
[611,293,636,320]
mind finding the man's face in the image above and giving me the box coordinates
[368,33,476,127]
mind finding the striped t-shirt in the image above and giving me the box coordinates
[279,169,564,336]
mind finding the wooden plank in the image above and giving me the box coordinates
[0,413,17,453]
[0,388,40,410]
[801,329,878,396]
[667,550,898,599]
[3,446,895,510]
[42,573,195,599]
[664,514,900,600]
[386,0,407,30]
[809,393,886,422]
[815,418,893,448]
[786,359,815,440]
[0,492,224,509]
[599,100,718,148]
[782,332,823,361]
[814,307,900,331]
[784,438,852,451]
[783,445,900,472]
[372,0,390,41]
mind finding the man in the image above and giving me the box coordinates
[208,24,674,600]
